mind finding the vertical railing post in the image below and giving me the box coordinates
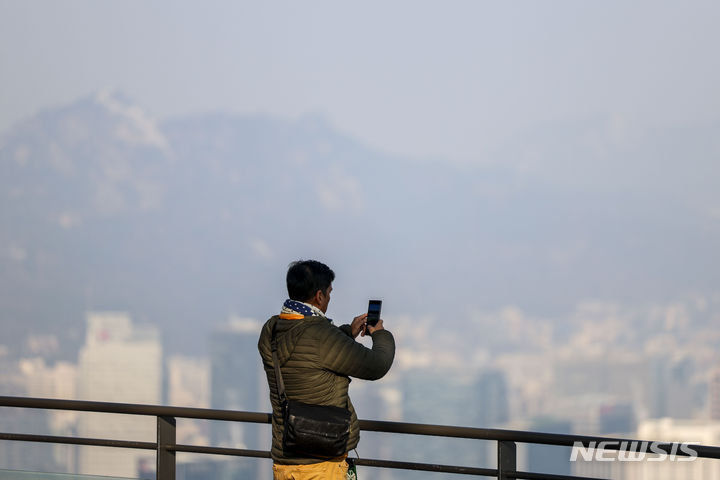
[497,440,516,480]
[157,415,176,480]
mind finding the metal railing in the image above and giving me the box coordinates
[2,396,720,480]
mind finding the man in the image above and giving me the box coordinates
[258,260,395,479]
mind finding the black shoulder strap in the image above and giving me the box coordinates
[271,320,288,408]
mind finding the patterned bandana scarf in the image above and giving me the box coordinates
[281,299,332,322]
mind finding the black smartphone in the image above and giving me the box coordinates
[367,300,382,328]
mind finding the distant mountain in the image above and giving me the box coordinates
[1,91,719,357]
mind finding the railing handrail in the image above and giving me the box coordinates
[3,395,720,480]
[3,396,719,459]
[0,395,271,423]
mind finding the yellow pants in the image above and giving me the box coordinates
[273,459,349,480]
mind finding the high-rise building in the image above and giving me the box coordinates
[709,368,720,421]
[210,317,263,446]
[393,369,487,479]
[167,355,210,409]
[645,354,697,419]
[597,403,635,435]
[77,312,162,477]
[167,355,210,446]
[0,357,59,472]
[19,358,78,471]
[208,317,265,479]
[474,369,509,427]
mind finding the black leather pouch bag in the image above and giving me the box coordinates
[283,399,351,458]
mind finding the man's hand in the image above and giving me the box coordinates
[365,319,384,336]
[350,313,368,338]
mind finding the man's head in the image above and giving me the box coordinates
[286,260,335,313]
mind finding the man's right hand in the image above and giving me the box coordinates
[366,319,384,335]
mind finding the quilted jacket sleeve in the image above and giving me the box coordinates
[315,323,395,380]
[338,324,354,338]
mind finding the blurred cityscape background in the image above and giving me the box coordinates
[2,1,720,479]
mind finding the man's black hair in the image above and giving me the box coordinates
[286,260,335,302]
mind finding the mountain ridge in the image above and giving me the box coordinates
[1,92,718,357]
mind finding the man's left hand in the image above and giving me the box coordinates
[350,313,368,338]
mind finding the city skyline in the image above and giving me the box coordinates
[2,298,720,478]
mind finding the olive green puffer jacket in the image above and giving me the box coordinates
[257,314,395,464]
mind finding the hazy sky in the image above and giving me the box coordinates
[1,0,719,162]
